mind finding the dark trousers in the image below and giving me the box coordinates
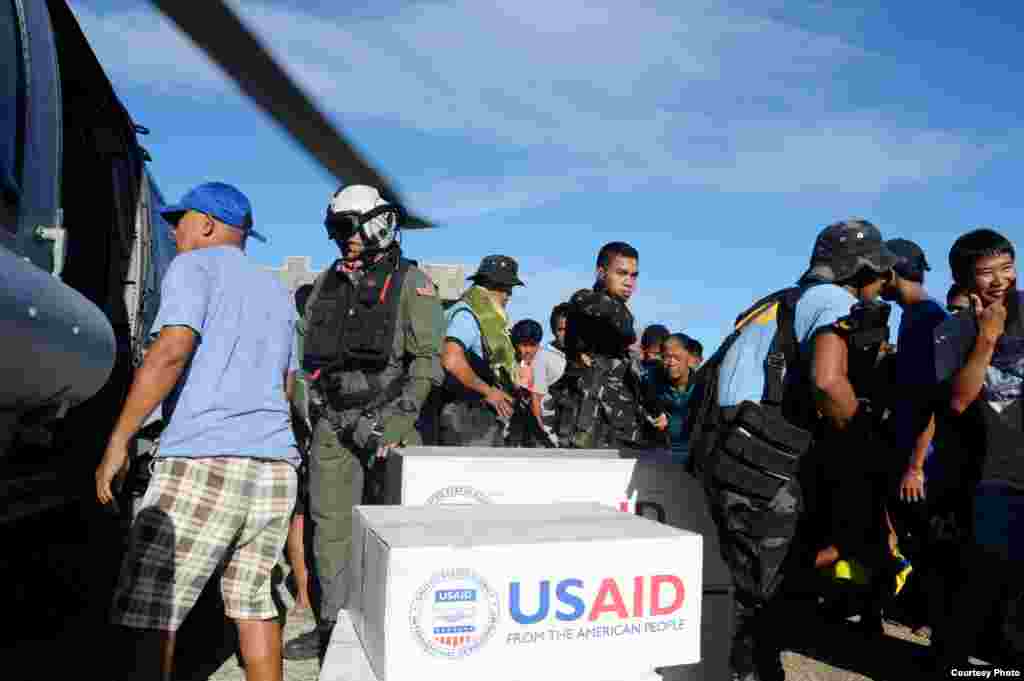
[438,401,504,446]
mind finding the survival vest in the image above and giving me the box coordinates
[441,288,519,402]
[302,250,413,378]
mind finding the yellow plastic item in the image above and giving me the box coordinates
[820,548,913,595]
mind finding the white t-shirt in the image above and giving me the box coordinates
[534,342,567,395]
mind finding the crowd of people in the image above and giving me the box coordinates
[92,180,1022,681]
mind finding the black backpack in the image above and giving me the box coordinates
[686,285,816,603]
[688,286,812,477]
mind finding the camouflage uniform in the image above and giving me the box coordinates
[546,287,651,449]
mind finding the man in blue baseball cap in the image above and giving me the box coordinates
[159,181,267,248]
[97,182,299,680]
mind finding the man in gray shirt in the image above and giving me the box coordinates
[96,182,299,681]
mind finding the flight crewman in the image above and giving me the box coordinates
[283,184,444,661]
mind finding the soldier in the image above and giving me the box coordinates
[690,219,898,681]
[547,241,656,449]
[438,255,524,446]
[283,184,444,661]
[755,220,898,680]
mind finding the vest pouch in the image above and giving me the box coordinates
[304,299,344,373]
[732,400,813,456]
[721,426,801,477]
[604,379,641,441]
[710,446,790,500]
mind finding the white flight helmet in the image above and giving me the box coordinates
[324,184,402,252]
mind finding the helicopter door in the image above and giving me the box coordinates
[8,0,62,274]
[0,0,26,240]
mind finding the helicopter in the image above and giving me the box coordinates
[0,0,432,524]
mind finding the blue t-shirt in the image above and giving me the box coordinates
[718,284,858,409]
[152,246,300,466]
[892,299,948,474]
[445,301,484,357]
[793,283,859,350]
[718,311,777,408]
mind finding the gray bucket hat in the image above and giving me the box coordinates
[802,219,898,283]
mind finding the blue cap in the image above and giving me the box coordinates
[160,182,265,242]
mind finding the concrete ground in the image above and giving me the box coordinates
[203,607,933,681]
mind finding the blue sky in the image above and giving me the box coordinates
[73,0,1024,350]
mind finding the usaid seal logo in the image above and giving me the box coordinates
[425,485,493,505]
[409,568,500,659]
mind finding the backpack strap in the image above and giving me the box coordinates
[761,288,800,405]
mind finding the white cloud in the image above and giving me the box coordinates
[72,1,1004,219]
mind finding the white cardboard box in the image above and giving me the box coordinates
[385,446,655,511]
[384,448,729,585]
[349,503,702,681]
[319,613,662,681]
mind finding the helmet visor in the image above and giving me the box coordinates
[325,204,403,246]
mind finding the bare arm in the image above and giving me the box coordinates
[908,414,935,472]
[952,296,1006,414]
[811,331,859,430]
[950,335,997,414]
[441,340,513,419]
[442,341,493,397]
[285,370,296,403]
[109,326,196,445]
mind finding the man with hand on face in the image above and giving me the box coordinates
[439,255,525,446]
[932,228,1024,670]
[548,241,654,449]
[284,184,444,662]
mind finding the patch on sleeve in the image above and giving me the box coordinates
[415,272,438,297]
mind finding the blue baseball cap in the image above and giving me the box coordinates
[160,182,265,242]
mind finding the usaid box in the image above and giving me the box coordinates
[386,447,640,510]
[386,447,731,589]
[350,503,702,681]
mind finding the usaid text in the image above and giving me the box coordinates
[510,575,685,624]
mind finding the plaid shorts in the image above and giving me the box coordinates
[111,456,297,631]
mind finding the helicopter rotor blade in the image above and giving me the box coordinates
[149,0,435,229]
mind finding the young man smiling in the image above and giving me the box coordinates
[932,228,1024,669]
